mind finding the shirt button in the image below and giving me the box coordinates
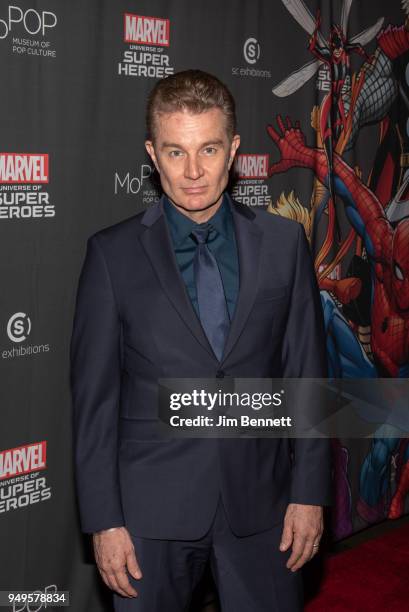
[216,370,225,378]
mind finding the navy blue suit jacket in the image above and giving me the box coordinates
[70,195,331,539]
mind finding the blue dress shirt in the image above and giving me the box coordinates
[163,195,239,320]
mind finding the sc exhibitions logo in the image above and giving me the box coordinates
[7,312,31,343]
[232,36,271,78]
[243,37,260,64]
[3,312,50,359]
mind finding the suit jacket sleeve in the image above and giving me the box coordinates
[282,223,332,507]
[70,235,125,533]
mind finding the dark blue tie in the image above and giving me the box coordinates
[191,225,230,361]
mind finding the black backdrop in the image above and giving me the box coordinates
[1,1,408,610]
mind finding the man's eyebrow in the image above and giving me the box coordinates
[161,139,225,149]
[161,142,183,149]
[201,139,225,147]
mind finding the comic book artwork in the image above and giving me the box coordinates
[268,0,409,538]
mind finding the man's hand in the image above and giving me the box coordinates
[93,526,142,597]
[279,503,323,572]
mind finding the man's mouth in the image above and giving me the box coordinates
[182,186,207,193]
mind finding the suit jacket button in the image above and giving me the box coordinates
[216,370,225,378]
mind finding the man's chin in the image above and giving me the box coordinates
[170,193,223,214]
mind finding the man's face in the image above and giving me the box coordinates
[145,107,240,218]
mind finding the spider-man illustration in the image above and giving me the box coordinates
[267,115,409,378]
[269,0,409,530]
[267,115,409,518]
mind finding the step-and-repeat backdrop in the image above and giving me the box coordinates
[1,1,408,610]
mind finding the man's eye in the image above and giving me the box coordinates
[169,150,183,158]
[203,147,217,155]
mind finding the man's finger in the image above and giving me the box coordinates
[115,568,138,597]
[310,538,321,557]
[108,572,133,598]
[286,533,305,569]
[291,539,315,571]
[311,543,320,557]
[126,549,143,580]
[279,522,293,552]
[99,569,119,594]
[98,569,110,590]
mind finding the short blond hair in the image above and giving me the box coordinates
[146,69,237,142]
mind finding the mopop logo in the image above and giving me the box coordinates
[10,584,62,612]
[0,5,57,58]
[0,6,57,39]
[124,14,170,46]
[114,164,153,195]
[114,163,159,205]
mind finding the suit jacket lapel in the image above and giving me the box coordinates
[221,197,262,363]
[139,197,215,358]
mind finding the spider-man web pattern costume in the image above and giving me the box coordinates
[267,116,409,379]
[267,116,409,520]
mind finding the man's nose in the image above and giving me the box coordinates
[184,155,203,180]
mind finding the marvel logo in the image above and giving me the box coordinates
[0,153,49,183]
[0,441,47,479]
[234,154,269,179]
[124,13,170,47]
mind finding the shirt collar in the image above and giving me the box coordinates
[163,194,232,245]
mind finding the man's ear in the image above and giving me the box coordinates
[228,135,241,170]
[145,140,160,174]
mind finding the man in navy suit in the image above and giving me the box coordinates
[71,70,331,611]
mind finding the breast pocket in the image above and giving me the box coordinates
[252,285,288,339]
[255,285,287,303]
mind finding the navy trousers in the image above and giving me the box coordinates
[113,496,303,612]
